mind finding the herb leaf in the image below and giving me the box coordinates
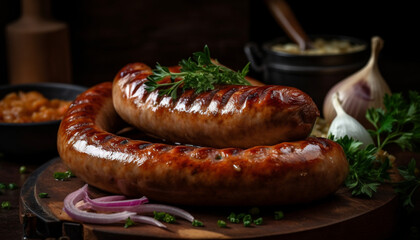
[153,211,176,223]
[330,135,391,198]
[124,217,135,228]
[145,45,251,99]
[192,219,204,227]
[366,91,420,151]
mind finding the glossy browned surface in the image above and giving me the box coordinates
[113,63,319,148]
[58,82,347,206]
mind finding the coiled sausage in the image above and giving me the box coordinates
[57,82,348,206]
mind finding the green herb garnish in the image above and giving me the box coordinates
[253,217,263,225]
[38,192,49,198]
[217,220,227,228]
[227,212,239,223]
[1,201,11,209]
[19,166,27,174]
[124,217,135,228]
[7,183,18,190]
[153,211,176,223]
[330,135,391,198]
[145,45,251,99]
[366,91,420,151]
[65,170,75,178]
[54,170,75,181]
[242,214,252,227]
[0,183,6,190]
[274,211,284,220]
[393,159,420,209]
[192,219,204,227]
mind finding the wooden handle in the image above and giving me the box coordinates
[264,0,312,51]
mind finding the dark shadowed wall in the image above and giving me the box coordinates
[1,0,419,94]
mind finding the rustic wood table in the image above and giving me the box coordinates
[1,152,419,240]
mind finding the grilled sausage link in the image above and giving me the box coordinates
[57,82,348,206]
[112,63,320,148]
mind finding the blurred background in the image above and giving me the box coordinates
[1,0,419,94]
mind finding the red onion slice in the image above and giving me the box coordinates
[63,184,136,224]
[136,204,195,223]
[85,194,148,207]
[86,203,194,222]
[93,195,127,202]
[63,184,196,227]
[130,215,167,228]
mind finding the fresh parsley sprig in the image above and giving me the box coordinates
[145,45,251,99]
[366,91,420,151]
[330,135,391,197]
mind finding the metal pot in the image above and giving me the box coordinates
[244,35,369,110]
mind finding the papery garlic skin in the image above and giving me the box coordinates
[323,36,391,128]
[328,93,374,147]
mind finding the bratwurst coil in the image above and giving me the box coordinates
[112,63,319,148]
[57,82,348,206]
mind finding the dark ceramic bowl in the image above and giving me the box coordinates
[244,35,369,110]
[0,83,87,158]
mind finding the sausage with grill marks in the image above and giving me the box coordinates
[57,82,348,206]
[112,63,320,148]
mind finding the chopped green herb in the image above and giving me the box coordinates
[164,214,176,223]
[7,183,17,190]
[1,201,11,209]
[192,219,204,227]
[38,192,49,198]
[145,45,251,100]
[0,183,5,190]
[217,220,227,228]
[236,213,246,221]
[243,214,252,227]
[54,170,75,180]
[253,217,263,225]
[227,212,238,223]
[274,211,284,220]
[153,211,165,220]
[153,211,176,223]
[65,170,75,178]
[19,166,27,174]
[124,217,135,228]
[54,172,68,180]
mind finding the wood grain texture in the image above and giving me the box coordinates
[22,158,400,240]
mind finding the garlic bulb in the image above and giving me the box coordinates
[328,92,374,147]
[323,36,391,128]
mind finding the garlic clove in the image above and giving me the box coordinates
[323,36,391,128]
[327,92,374,147]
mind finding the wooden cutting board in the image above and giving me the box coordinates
[20,157,399,240]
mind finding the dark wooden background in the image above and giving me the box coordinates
[1,0,419,94]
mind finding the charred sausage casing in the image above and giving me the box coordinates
[112,63,320,148]
[57,82,348,206]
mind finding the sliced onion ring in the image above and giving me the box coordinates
[63,184,136,224]
[85,194,148,207]
[130,215,167,228]
[86,203,194,223]
[93,195,127,202]
[63,184,195,228]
